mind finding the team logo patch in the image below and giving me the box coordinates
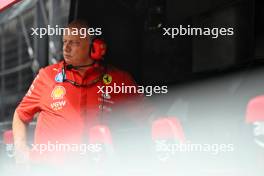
[51,86,66,100]
[55,72,64,83]
[102,93,111,100]
[103,74,112,85]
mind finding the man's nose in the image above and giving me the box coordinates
[63,43,71,52]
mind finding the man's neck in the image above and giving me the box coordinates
[77,67,89,77]
[75,59,95,76]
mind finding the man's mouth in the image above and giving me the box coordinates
[64,54,72,59]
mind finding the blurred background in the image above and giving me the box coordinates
[0,0,264,175]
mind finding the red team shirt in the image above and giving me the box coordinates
[16,61,143,162]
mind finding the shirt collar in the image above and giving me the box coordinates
[60,60,104,79]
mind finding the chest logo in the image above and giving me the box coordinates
[51,86,66,100]
[51,100,66,111]
[55,72,65,83]
[103,74,112,85]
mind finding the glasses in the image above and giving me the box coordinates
[61,65,103,87]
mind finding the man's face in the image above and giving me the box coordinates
[63,28,91,66]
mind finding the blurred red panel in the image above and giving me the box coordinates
[0,0,22,12]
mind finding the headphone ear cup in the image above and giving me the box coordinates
[90,39,107,60]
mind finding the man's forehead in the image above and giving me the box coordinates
[63,33,82,40]
[63,27,89,40]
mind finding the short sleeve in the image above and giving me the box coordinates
[16,69,45,123]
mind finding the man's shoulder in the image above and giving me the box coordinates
[106,65,137,86]
[106,65,132,78]
[38,61,63,76]
[42,61,62,72]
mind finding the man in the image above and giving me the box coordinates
[12,20,144,165]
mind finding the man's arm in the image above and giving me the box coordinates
[12,69,45,163]
[12,110,30,163]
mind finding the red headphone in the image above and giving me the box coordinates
[90,38,107,61]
